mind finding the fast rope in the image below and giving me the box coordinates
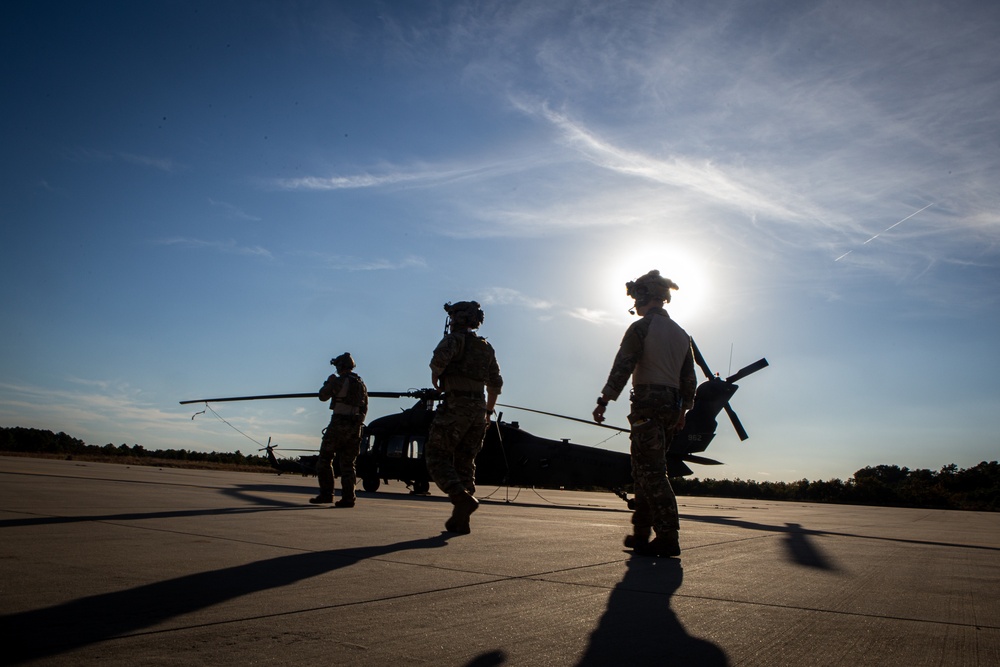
[194,402,268,449]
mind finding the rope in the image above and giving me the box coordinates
[479,417,516,503]
[199,402,268,449]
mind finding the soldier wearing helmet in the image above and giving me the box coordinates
[425,301,503,534]
[593,270,696,557]
[311,352,368,507]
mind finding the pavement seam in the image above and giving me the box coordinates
[667,592,1000,631]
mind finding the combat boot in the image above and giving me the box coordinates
[334,498,355,508]
[445,490,479,534]
[309,495,333,504]
[623,527,651,551]
[444,516,470,534]
[638,530,681,558]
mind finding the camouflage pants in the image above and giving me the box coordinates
[317,415,363,502]
[425,400,488,496]
[629,386,682,535]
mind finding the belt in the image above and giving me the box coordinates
[446,390,484,398]
[633,384,679,392]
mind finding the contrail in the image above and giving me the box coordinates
[835,202,935,262]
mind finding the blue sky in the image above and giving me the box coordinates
[2,0,998,483]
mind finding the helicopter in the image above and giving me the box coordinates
[179,340,767,505]
[258,437,319,476]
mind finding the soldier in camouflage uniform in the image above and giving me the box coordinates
[425,301,503,534]
[593,270,696,557]
[311,352,368,508]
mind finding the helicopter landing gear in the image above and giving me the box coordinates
[412,479,430,495]
[362,476,381,492]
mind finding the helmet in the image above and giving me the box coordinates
[444,301,485,329]
[625,270,679,306]
[330,352,356,370]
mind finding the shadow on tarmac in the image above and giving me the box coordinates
[0,482,424,529]
[0,534,450,665]
[457,557,728,667]
[464,649,508,666]
[577,557,729,666]
[687,513,1000,557]
[783,522,836,569]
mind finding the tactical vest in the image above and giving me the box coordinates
[444,332,493,383]
[333,373,368,419]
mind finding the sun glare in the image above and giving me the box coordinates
[601,247,710,327]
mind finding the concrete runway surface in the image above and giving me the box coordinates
[1,455,998,666]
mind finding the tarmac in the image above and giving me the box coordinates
[1,455,998,666]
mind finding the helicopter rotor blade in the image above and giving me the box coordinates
[181,389,441,405]
[726,358,769,384]
[666,459,694,478]
[690,339,714,380]
[180,393,317,405]
[682,454,724,466]
[496,403,630,433]
[724,403,750,441]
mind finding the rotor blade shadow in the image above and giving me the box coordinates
[679,512,1000,571]
[782,522,837,570]
[0,483,329,529]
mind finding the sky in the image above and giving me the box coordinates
[2,0,998,484]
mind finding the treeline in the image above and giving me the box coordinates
[673,462,1000,512]
[2,427,997,511]
[0,426,272,470]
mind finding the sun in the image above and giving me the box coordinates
[601,246,711,327]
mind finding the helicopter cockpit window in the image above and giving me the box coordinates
[386,435,406,458]
[407,436,425,459]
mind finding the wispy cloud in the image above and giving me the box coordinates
[309,253,428,271]
[208,198,261,222]
[521,101,809,224]
[279,0,999,286]
[118,152,178,172]
[0,380,189,447]
[479,287,552,310]
[325,255,427,271]
[275,171,427,190]
[271,157,545,193]
[154,237,273,259]
[565,307,616,325]
[479,287,620,325]
[66,147,180,172]
[0,379,313,453]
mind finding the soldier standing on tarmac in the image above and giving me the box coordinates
[311,353,368,508]
[592,270,696,557]
[425,301,503,534]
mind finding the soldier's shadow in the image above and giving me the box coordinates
[1,534,449,665]
[577,556,729,666]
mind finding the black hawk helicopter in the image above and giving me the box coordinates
[354,340,766,502]
[179,341,766,505]
[257,437,319,476]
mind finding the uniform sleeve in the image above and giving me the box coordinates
[429,335,459,376]
[600,321,646,401]
[486,344,503,394]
